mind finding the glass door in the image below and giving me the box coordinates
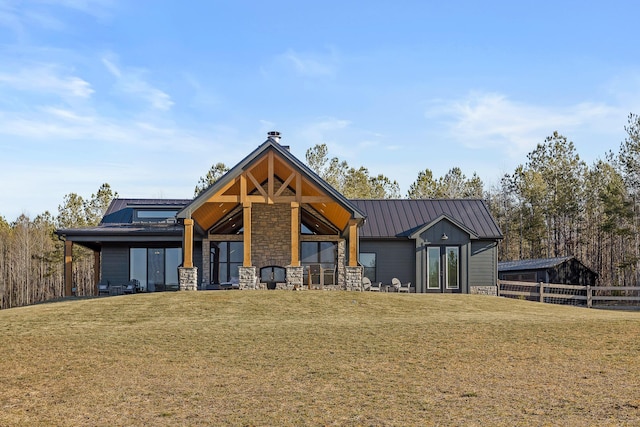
[426,246,460,292]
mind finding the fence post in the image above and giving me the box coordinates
[539,282,544,303]
[586,285,592,308]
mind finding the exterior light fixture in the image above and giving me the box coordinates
[441,233,449,240]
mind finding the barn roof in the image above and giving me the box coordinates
[350,199,503,239]
[498,256,575,272]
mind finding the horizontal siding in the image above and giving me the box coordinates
[360,239,415,286]
[469,241,497,286]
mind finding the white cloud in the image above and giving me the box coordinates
[0,64,94,98]
[426,91,620,159]
[102,56,174,111]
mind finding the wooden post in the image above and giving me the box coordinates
[64,240,73,296]
[539,282,544,303]
[291,202,300,266]
[348,219,358,267]
[183,218,194,268]
[243,203,252,267]
[586,285,592,308]
[93,250,101,294]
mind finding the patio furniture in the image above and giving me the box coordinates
[368,280,383,292]
[97,280,110,295]
[393,278,411,293]
[362,277,372,291]
[123,279,139,294]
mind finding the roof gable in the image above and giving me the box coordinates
[177,137,365,232]
[408,214,479,240]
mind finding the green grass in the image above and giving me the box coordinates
[1,291,640,426]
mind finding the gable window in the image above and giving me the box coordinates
[130,247,182,292]
[359,252,377,282]
[210,242,243,284]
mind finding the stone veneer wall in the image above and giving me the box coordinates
[286,265,304,290]
[201,239,210,288]
[238,266,258,290]
[251,203,291,269]
[345,265,363,291]
[470,285,498,296]
[178,267,198,291]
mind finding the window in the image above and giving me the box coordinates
[210,242,243,284]
[446,246,459,289]
[427,247,440,289]
[301,241,337,285]
[130,247,182,291]
[133,209,179,223]
[360,252,376,282]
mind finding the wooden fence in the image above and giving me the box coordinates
[498,280,640,309]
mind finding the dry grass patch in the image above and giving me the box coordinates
[1,292,640,426]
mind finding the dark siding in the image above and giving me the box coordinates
[469,241,497,287]
[360,239,415,286]
[102,245,130,286]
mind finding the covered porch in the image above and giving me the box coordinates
[177,134,366,291]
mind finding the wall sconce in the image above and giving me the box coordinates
[441,233,449,240]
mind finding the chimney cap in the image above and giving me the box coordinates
[267,131,281,143]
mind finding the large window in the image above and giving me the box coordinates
[130,247,182,291]
[360,252,376,282]
[301,241,337,286]
[210,242,243,284]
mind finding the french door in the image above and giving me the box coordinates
[426,246,460,293]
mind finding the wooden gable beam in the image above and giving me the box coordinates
[246,171,268,199]
[268,151,274,204]
[275,171,296,197]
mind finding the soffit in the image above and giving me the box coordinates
[191,147,353,231]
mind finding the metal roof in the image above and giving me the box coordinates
[498,256,574,272]
[101,198,190,224]
[350,199,503,239]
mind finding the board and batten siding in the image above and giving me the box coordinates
[359,239,415,287]
[469,241,498,288]
[102,245,130,286]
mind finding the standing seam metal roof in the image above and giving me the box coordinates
[351,199,502,239]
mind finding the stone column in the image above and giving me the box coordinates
[337,240,346,288]
[345,265,363,292]
[286,265,304,290]
[239,266,258,290]
[178,266,198,291]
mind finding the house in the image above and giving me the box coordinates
[55,132,503,295]
[498,256,598,286]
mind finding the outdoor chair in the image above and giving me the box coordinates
[368,279,383,292]
[97,280,110,295]
[362,277,372,291]
[123,279,138,294]
[396,280,411,293]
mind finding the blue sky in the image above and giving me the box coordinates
[1,1,639,221]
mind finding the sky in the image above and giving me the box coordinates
[1,0,640,221]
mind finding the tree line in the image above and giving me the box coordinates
[2,113,639,308]
[0,184,116,309]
